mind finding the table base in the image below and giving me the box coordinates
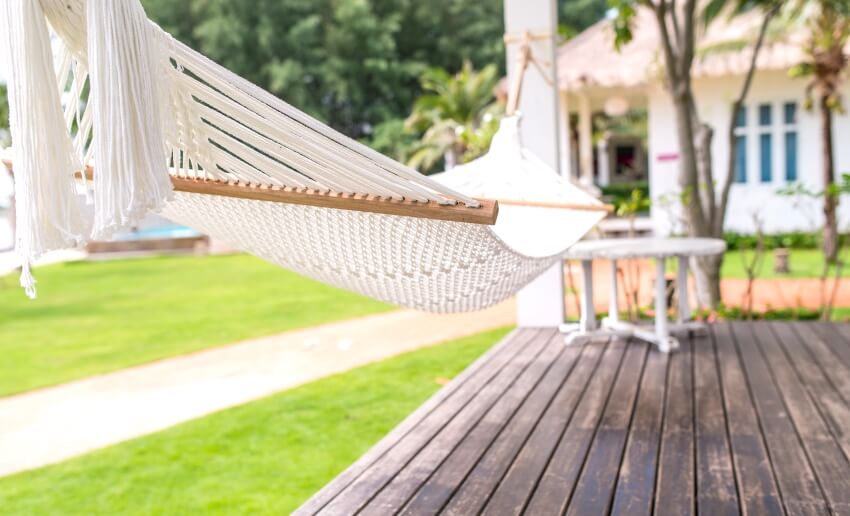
[560,319,708,353]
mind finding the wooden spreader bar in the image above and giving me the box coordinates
[170,176,501,225]
[74,167,499,225]
[3,161,611,225]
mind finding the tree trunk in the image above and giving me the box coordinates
[820,94,838,263]
[693,254,723,308]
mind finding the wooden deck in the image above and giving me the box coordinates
[296,322,850,515]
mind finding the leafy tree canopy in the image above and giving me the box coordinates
[142,0,605,140]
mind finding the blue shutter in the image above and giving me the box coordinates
[735,135,747,183]
[785,131,798,181]
[760,133,772,182]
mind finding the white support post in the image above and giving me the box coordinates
[580,260,597,331]
[558,90,573,178]
[677,255,691,323]
[608,259,619,324]
[505,0,565,328]
[578,93,594,187]
[597,138,610,186]
[655,257,669,342]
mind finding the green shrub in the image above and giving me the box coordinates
[723,231,849,251]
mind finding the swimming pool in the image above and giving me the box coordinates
[115,224,202,241]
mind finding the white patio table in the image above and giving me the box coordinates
[560,237,726,352]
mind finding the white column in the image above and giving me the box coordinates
[597,137,610,186]
[505,0,564,328]
[677,255,691,322]
[558,90,573,178]
[655,257,669,341]
[608,259,619,323]
[578,93,594,186]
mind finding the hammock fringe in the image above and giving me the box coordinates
[86,0,173,240]
[0,0,90,298]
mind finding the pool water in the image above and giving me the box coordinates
[115,224,201,241]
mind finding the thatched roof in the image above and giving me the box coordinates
[557,7,810,91]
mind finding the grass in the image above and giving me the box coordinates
[0,254,391,397]
[659,249,849,279]
[0,327,511,515]
[720,249,849,279]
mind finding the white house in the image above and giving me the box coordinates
[556,8,850,234]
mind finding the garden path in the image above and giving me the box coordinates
[0,301,515,477]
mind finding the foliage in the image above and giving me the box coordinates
[723,231,849,250]
[601,180,649,211]
[0,83,8,146]
[139,0,606,149]
[365,117,419,163]
[786,0,850,111]
[141,0,507,140]
[405,62,503,173]
[560,0,609,39]
[614,188,651,218]
[607,0,783,308]
[0,328,509,515]
[694,304,822,320]
[785,0,850,263]
[0,254,390,397]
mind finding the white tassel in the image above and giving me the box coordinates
[0,0,90,298]
[86,0,172,240]
[20,262,36,300]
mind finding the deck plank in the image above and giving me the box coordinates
[692,332,740,515]
[513,339,628,515]
[653,336,695,516]
[450,340,608,516]
[403,335,585,515]
[753,322,850,513]
[731,323,829,515]
[565,342,649,516]
[609,347,668,516]
[395,331,570,515]
[712,323,784,516]
[355,329,554,515]
[771,322,850,464]
[790,322,850,404]
[301,328,540,515]
[298,323,850,516]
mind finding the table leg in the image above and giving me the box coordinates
[655,257,672,352]
[677,255,691,323]
[608,259,619,325]
[580,259,597,332]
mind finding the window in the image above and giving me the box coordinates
[783,102,798,181]
[760,133,773,182]
[785,132,798,181]
[759,104,772,126]
[733,106,747,183]
[784,101,797,124]
[758,104,772,182]
[734,101,800,184]
[735,135,747,183]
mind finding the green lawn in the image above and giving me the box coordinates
[658,249,849,279]
[719,249,849,279]
[0,254,391,397]
[0,327,510,516]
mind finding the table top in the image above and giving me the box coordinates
[564,237,726,260]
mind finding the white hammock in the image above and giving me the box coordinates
[1,0,606,312]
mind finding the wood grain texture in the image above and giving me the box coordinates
[298,325,850,515]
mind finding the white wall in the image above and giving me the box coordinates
[648,69,850,235]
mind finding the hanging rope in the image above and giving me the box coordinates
[503,31,556,116]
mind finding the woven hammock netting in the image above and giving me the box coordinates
[2,0,605,312]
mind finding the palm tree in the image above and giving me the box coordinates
[789,0,850,263]
[405,62,502,173]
